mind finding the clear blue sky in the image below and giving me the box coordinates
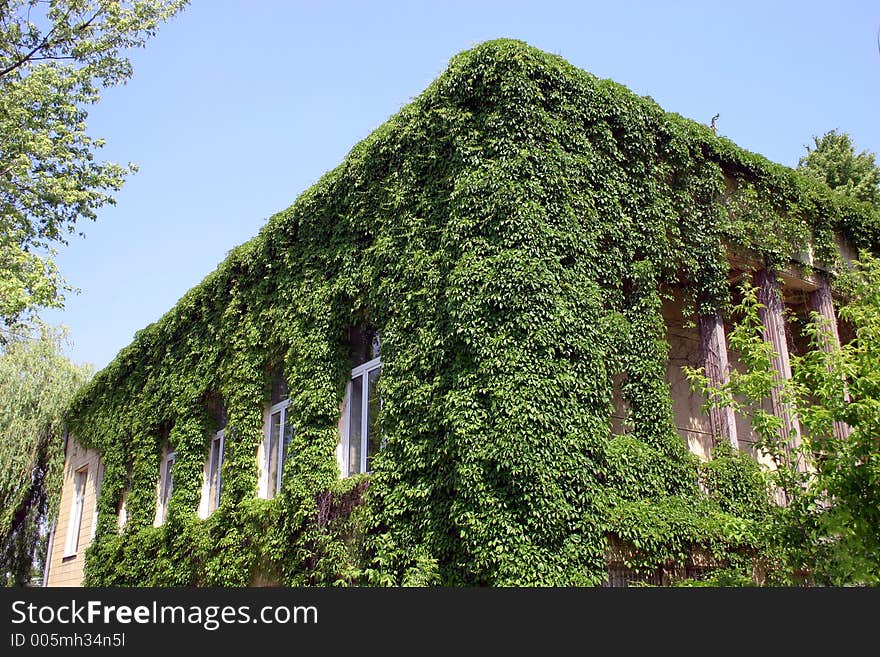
[43,0,880,371]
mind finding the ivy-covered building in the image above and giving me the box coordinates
[45,39,878,587]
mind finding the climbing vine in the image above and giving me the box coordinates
[68,39,880,586]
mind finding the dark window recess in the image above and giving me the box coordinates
[348,326,380,367]
[204,391,228,429]
[270,374,289,406]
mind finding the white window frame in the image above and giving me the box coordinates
[207,429,225,513]
[63,467,88,558]
[157,450,176,526]
[263,399,292,499]
[344,356,382,477]
[90,462,104,541]
[117,491,128,533]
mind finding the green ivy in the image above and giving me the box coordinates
[68,39,880,587]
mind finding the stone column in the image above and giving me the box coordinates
[808,275,842,348]
[808,275,852,441]
[754,267,805,470]
[698,311,739,449]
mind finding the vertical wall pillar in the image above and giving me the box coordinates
[808,275,842,347]
[698,312,739,449]
[808,275,852,441]
[754,268,805,470]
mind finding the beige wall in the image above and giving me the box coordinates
[725,327,775,468]
[663,293,714,460]
[610,292,717,460]
[45,435,103,587]
[336,383,351,476]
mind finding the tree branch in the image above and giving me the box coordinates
[0,5,102,79]
[27,54,76,62]
[0,22,61,78]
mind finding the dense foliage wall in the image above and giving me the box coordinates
[67,39,880,586]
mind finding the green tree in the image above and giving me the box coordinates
[0,324,91,586]
[688,256,880,585]
[797,130,880,211]
[0,0,187,335]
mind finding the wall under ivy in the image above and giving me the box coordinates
[68,39,880,586]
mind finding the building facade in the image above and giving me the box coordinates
[45,40,876,587]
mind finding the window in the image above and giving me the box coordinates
[207,429,224,513]
[264,401,293,498]
[90,462,104,540]
[63,468,88,557]
[345,356,382,476]
[117,491,128,533]
[157,450,176,526]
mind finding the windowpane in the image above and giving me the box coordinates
[366,366,381,472]
[348,374,363,476]
[162,457,174,506]
[64,469,87,556]
[77,472,87,496]
[281,410,293,474]
[161,454,175,522]
[209,434,223,511]
[118,492,128,532]
[267,410,281,498]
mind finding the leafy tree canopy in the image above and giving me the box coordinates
[797,130,880,211]
[0,324,91,586]
[0,0,187,336]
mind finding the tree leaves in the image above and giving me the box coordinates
[0,324,91,585]
[798,130,880,212]
[0,0,188,330]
